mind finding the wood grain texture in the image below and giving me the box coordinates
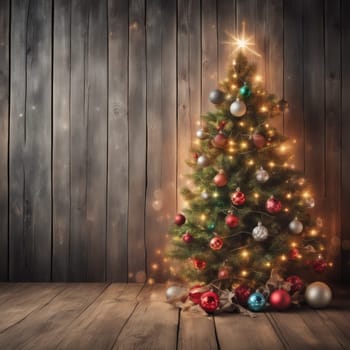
[177,0,201,209]
[56,284,144,350]
[85,0,108,281]
[112,285,178,350]
[303,0,325,201]
[0,283,106,349]
[52,0,71,282]
[9,0,52,281]
[69,0,89,281]
[0,0,9,281]
[145,0,177,282]
[283,0,304,170]
[178,312,218,350]
[341,0,350,282]
[107,0,129,282]
[201,0,218,113]
[128,0,147,283]
[324,0,341,281]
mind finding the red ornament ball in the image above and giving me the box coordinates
[312,258,328,273]
[286,275,304,294]
[252,133,266,149]
[269,289,291,310]
[189,285,206,304]
[225,213,239,228]
[213,133,228,148]
[218,266,231,280]
[209,236,224,251]
[182,232,193,243]
[200,291,220,313]
[174,213,186,225]
[234,285,252,306]
[231,188,246,206]
[288,247,299,260]
[192,258,206,270]
[213,170,228,187]
[265,196,282,214]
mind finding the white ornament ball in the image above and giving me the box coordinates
[289,217,303,234]
[305,282,332,309]
[256,167,269,183]
[201,191,210,200]
[252,222,269,242]
[196,128,208,140]
[165,286,187,301]
[230,99,247,117]
[197,155,209,167]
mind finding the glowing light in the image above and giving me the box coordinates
[248,159,254,166]
[310,229,318,236]
[228,147,235,153]
[281,255,287,261]
[224,22,261,57]
[280,145,287,152]
[231,84,237,90]
[152,263,158,270]
[254,192,259,199]
[265,262,271,267]
[328,262,334,267]
[239,121,245,127]
[241,270,248,277]
[193,139,200,145]
[255,75,263,82]
[286,193,292,199]
[284,207,289,212]
[268,161,275,168]
[156,249,161,255]
[265,123,270,128]
[249,127,254,132]
[163,257,169,263]
[293,139,297,144]
[241,250,249,258]
[213,192,219,198]
[148,278,155,285]
[291,242,297,248]
[260,106,268,112]
[200,214,207,221]
[240,142,248,149]
[228,139,235,146]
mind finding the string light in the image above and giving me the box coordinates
[284,207,289,212]
[228,139,235,146]
[200,214,207,221]
[281,255,287,261]
[286,193,292,199]
[260,106,268,112]
[239,121,245,127]
[247,159,254,166]
[310,229,318,236]
[241,270,248,277]
[291,242,297,248]
[240,142,248,149]
[255,75,263,82]
[253,192,259,199]
[265,262,271,268]
[213,192,219,198]
[280,145,287,152]
[152,263,158,270]
[265,123,269,128]
[241,250,249,258]
[268,161,275,168]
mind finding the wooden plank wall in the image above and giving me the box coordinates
[0,0,348,282]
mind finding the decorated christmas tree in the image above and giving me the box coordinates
[167,33,332,313]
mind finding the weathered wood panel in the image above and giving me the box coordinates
[9,0,52,281]
[107,0,129,281]
[128,0,147,282]
[341,0,350,283]
[177,0,201,208]
[145,0,177,282]
[52,0,71,281]
[0,0,9,281]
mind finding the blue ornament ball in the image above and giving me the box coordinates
[247,292,266,312]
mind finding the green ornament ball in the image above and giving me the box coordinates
[239,83,251,97]
[207,223,216,231]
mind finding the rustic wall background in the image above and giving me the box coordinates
[0,0,348,282]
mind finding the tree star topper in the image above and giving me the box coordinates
[224,22,261,58]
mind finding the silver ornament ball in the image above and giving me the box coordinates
[230,99,247,117]
[256,167,269,183]
[305,282,332,309]
[165,286,187,301]
[201,191,210,200]
[252,222,269,242]
[209,89,225,105]
[197,155,209,167]
[289,217,303,234]
[196,128,208,140]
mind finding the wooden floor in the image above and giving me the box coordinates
[0,284,349,350]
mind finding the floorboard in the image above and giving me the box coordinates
[0,284,349,350]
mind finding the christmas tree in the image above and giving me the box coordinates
[168,50,330,295]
